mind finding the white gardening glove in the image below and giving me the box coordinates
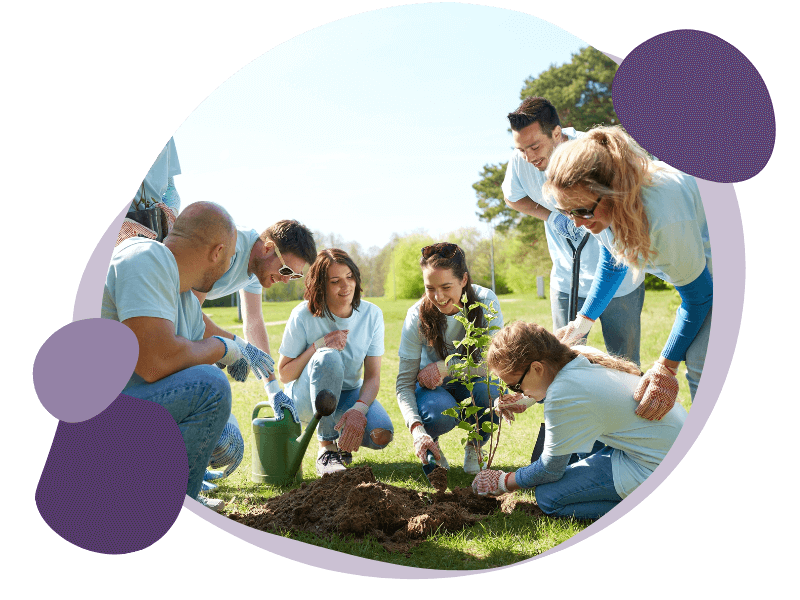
[232,336,274,380]
[265,378,300,423]
[417,360,449,389]
[213,335,243,366]
[313,330,349,351]
[471,469,510,496]
[634,362,680,421]
[493,393,537,424]
[554,315,595,346]
[411,424,441,464]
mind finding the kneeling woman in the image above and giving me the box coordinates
[396,242,502,474]
[474,321,686,519]
[278,249,393,476]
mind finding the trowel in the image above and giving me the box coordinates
[422,450,447,491]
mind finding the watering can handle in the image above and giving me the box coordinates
[252,401,274,422]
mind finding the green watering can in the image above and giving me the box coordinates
[251,389,337,485]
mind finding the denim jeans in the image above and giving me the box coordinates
[551,282,645,366]
[534,445,622,519]
[289,349,393,449]
[685,306,712,402]
[415,377,501,445]
[125,364,232,499]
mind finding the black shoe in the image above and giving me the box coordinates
[316,450,347,476]
[339,451,353,465]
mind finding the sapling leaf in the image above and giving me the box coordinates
[457,422,473,432]
[464,406,482,417]
[441,408,459,418]
[481,421,498,433]
[459,399,472,407]
[467,431,482,441]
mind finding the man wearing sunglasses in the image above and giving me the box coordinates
[500,97,645,365]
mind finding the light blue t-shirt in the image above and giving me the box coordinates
[205,227,263,300]
[279,300,385,393]
[398,285,503,369]
[541,354,686,499]
[595,164,711,287]
[101,237,206,391]
[502,128,641,297]
[130,137,181,212]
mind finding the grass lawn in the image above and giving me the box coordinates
[202,287,690,570]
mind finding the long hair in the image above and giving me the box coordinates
[487,321,642,382]
[543,126,661,268]
[303,248,362,320]
[418,243,484,361]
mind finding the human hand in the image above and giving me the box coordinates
[634,362,679,421]
[334,401,369,453]
[231,336,274,380]
[493,393,536,424]
[213,335,243,366]
[265,379,301,424]
[547,212,589,244]
[554,315,594,346]
[411,424,441,464]
[417,361,449,389]
[471,469,510,496]
[313,330,349,351]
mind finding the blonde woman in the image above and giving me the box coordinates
[543,126,712,421]
[471,322,685,520]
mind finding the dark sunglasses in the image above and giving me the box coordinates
[509,362,532,394]
[421,242,462,260]
[273,245,304,280]
[556,196,603,220]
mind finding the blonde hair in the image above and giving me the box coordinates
[486,321,642,382]
[543,126,661,268]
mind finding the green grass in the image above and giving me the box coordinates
[202,288,690,569]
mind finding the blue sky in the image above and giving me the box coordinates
[172,4,586,249]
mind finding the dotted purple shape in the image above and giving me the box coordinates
[35,394,188,554]
[613,29,775,183]
[33,318,139,423]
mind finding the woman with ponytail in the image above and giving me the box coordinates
[472,321,686,519]
[396,243,503,475]
[543,126,712,421]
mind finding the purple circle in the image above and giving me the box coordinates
[35,394,188,554]
[33,319,139,423]
[613,29,775,183]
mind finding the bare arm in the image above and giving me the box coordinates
[357,356,381,406]
[123,316,226,383]
[241,290,270,354]
[504,195,552,221]
[190,289,235,341]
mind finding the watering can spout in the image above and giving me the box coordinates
[251,389,337,485]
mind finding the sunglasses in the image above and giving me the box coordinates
[509,362,532,394]
[556,196,603,220]
[273,245,304,280]
[421,242,462,260]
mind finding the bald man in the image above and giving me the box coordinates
[102,201,247,507]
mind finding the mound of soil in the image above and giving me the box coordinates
[228,466,543,552]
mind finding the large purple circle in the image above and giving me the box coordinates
[613,29,774,183]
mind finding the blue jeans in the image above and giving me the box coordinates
[289,349,393,449]
[415,377,501,445]
[125,364,232,499]
[552,282,645,366]
[685,306,712,402]
[534,445,622,519]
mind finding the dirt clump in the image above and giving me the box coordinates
[426,465,448,493]
[228,466,542,552]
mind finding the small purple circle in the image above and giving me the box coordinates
[33,319,138,422]
[613,29,775,183]
[35,394,188,554]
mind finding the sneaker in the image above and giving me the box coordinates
[316,450,347,476]
[339,451,353,466]
[196,495,226,512]
[463,444,486,475]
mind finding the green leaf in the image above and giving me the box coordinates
[464,406,482,417]
[441,408,459,418]
[481,422,499,433]
[467,432,482,441]
[459,399,472,407]
[457,421,473,431]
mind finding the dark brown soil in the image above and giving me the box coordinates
[228,466,543,552]
[427,465,448,493]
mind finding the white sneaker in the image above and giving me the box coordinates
[196,495,226,512]
[463,444,486,475]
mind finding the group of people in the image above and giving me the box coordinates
[102,95,710,520]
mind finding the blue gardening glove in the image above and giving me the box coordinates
[266,379,300,423]
[547,211,589,244]
[212,335,251,382]
[208,415,245,477]
[233,336,274,380]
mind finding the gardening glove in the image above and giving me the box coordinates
[471,469,510,496]
[208,415,244,477]
[411,424,441,464]
[265,379,300,423]
[555,315,595,346]
[493,393,537,424]
[214,334,252,382]
[417,360,449,389]
[334,401,370,453]
[547,211,588,244]
[313,329,349,351]
[634,362,680,421]
[232,336,274,380]
[213,335,243,367]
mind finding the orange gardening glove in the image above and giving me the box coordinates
[334,401,369,453]
[418,361,449,389]
[471,469,510,496]
[634,362,680,421]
